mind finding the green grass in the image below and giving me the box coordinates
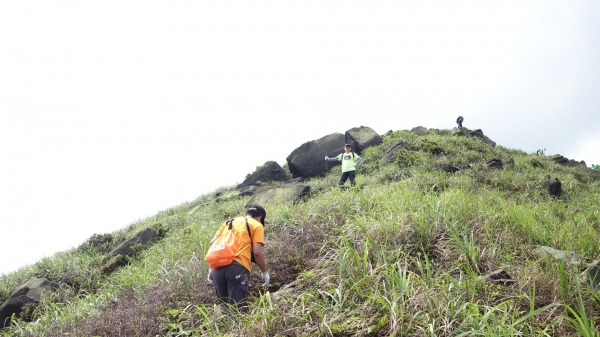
[2,129,600,336]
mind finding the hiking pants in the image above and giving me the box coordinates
[212,261,250,309]
[339,170,356,186]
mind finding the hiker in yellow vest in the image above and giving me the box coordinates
[325,144,363,187]
[207,205,269,311]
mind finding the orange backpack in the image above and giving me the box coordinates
[205,218,252,269]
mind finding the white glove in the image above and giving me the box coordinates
[262,272,270,287]
[325,156,329,161]
[207,268,213,284]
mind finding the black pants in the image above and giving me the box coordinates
[212,262,250,309]
[339,170,356,186]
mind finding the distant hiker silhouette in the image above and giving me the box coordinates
[456,116,464,129]
[536,148,546,156]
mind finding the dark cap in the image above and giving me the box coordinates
[246,205,266,225]
[345,144,351,147]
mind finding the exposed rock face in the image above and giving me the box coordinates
[345,126,382,154]
[453,127,496,147]
[553,155,586,167]
[0,277,59,327]
[469,129,496,147]
[286,133,345,178]
[410,126,429,136]
[502,158,515,168]
[237,161,288,189]
[102,228,159,274]
[441,165,460,173]
[542,176,562,197]
[485,159,503,169]
[215,185,259,203]
[479,269,514,286]
[246,185,311,207]
[379,141,406,166]
[534,246,580,263]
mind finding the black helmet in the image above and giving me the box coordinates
[246,205,267,225]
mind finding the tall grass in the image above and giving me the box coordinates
[1,129,599,336]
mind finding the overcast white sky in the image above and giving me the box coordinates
[1,1,599,275]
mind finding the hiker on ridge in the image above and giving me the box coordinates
[325,144,362,187]
[206,205,269,312]
[536,148,546,156]
[592,164,600,170]
[456,116,464,129]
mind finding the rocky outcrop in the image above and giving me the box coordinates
[453,127,496,147]
[410,126,429,136]
[237,161,288,189]
[215,185,259,203]
[542,176,562,197]
[469,129,496,147]
[379,141,406,166]
[502,158,515,168]
[479,269,514,286]
[553,155,586,167]
[246,185,311,207]
[0,277,59,327]
[286,133,345,178]
[485,159,503,169]
[441,165,460,173]
[345,126,382,154]
[102,228,160,274]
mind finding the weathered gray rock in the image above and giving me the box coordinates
[469,129,496,147]
[286,133,345,178]
[410,126,429,136]
[502,158,515,168]
[102,228,159,274]
[237,161,288,189]
[246,185,311,207]
[479,269,514,286]
[534,246,581,263]
[441,165,460,173]
[453,127,496,147]
[586,264,600,289]
[215,185,260,203]
[485,159,503,169]
[553,155,585,167]
[379,141,406,166]
[0,277,59,327]
[345,126,382,154]
[542,176,562,197]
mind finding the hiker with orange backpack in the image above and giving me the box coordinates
[205,205,269,311]
[325,143,363,187]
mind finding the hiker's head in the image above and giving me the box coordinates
[246,205,266,225]
[344,144,351,153]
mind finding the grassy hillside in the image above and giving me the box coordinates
[2,128,600,336]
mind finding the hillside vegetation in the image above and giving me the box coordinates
[2,128,600,336]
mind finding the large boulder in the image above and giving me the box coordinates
[379,141,406,166]
[469,129,496,147]
[246,185,311,207]
[215,185,259,203]
[102,227,159,274]
[485,159,503,169]
[0,277,59,327]
[553,155,586,167]
[542,176,562,197]
[410,126,429,136]
[345,126,382,154]
[237,161,288,189]
[286,133,345,178]
[453,127,496,147]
